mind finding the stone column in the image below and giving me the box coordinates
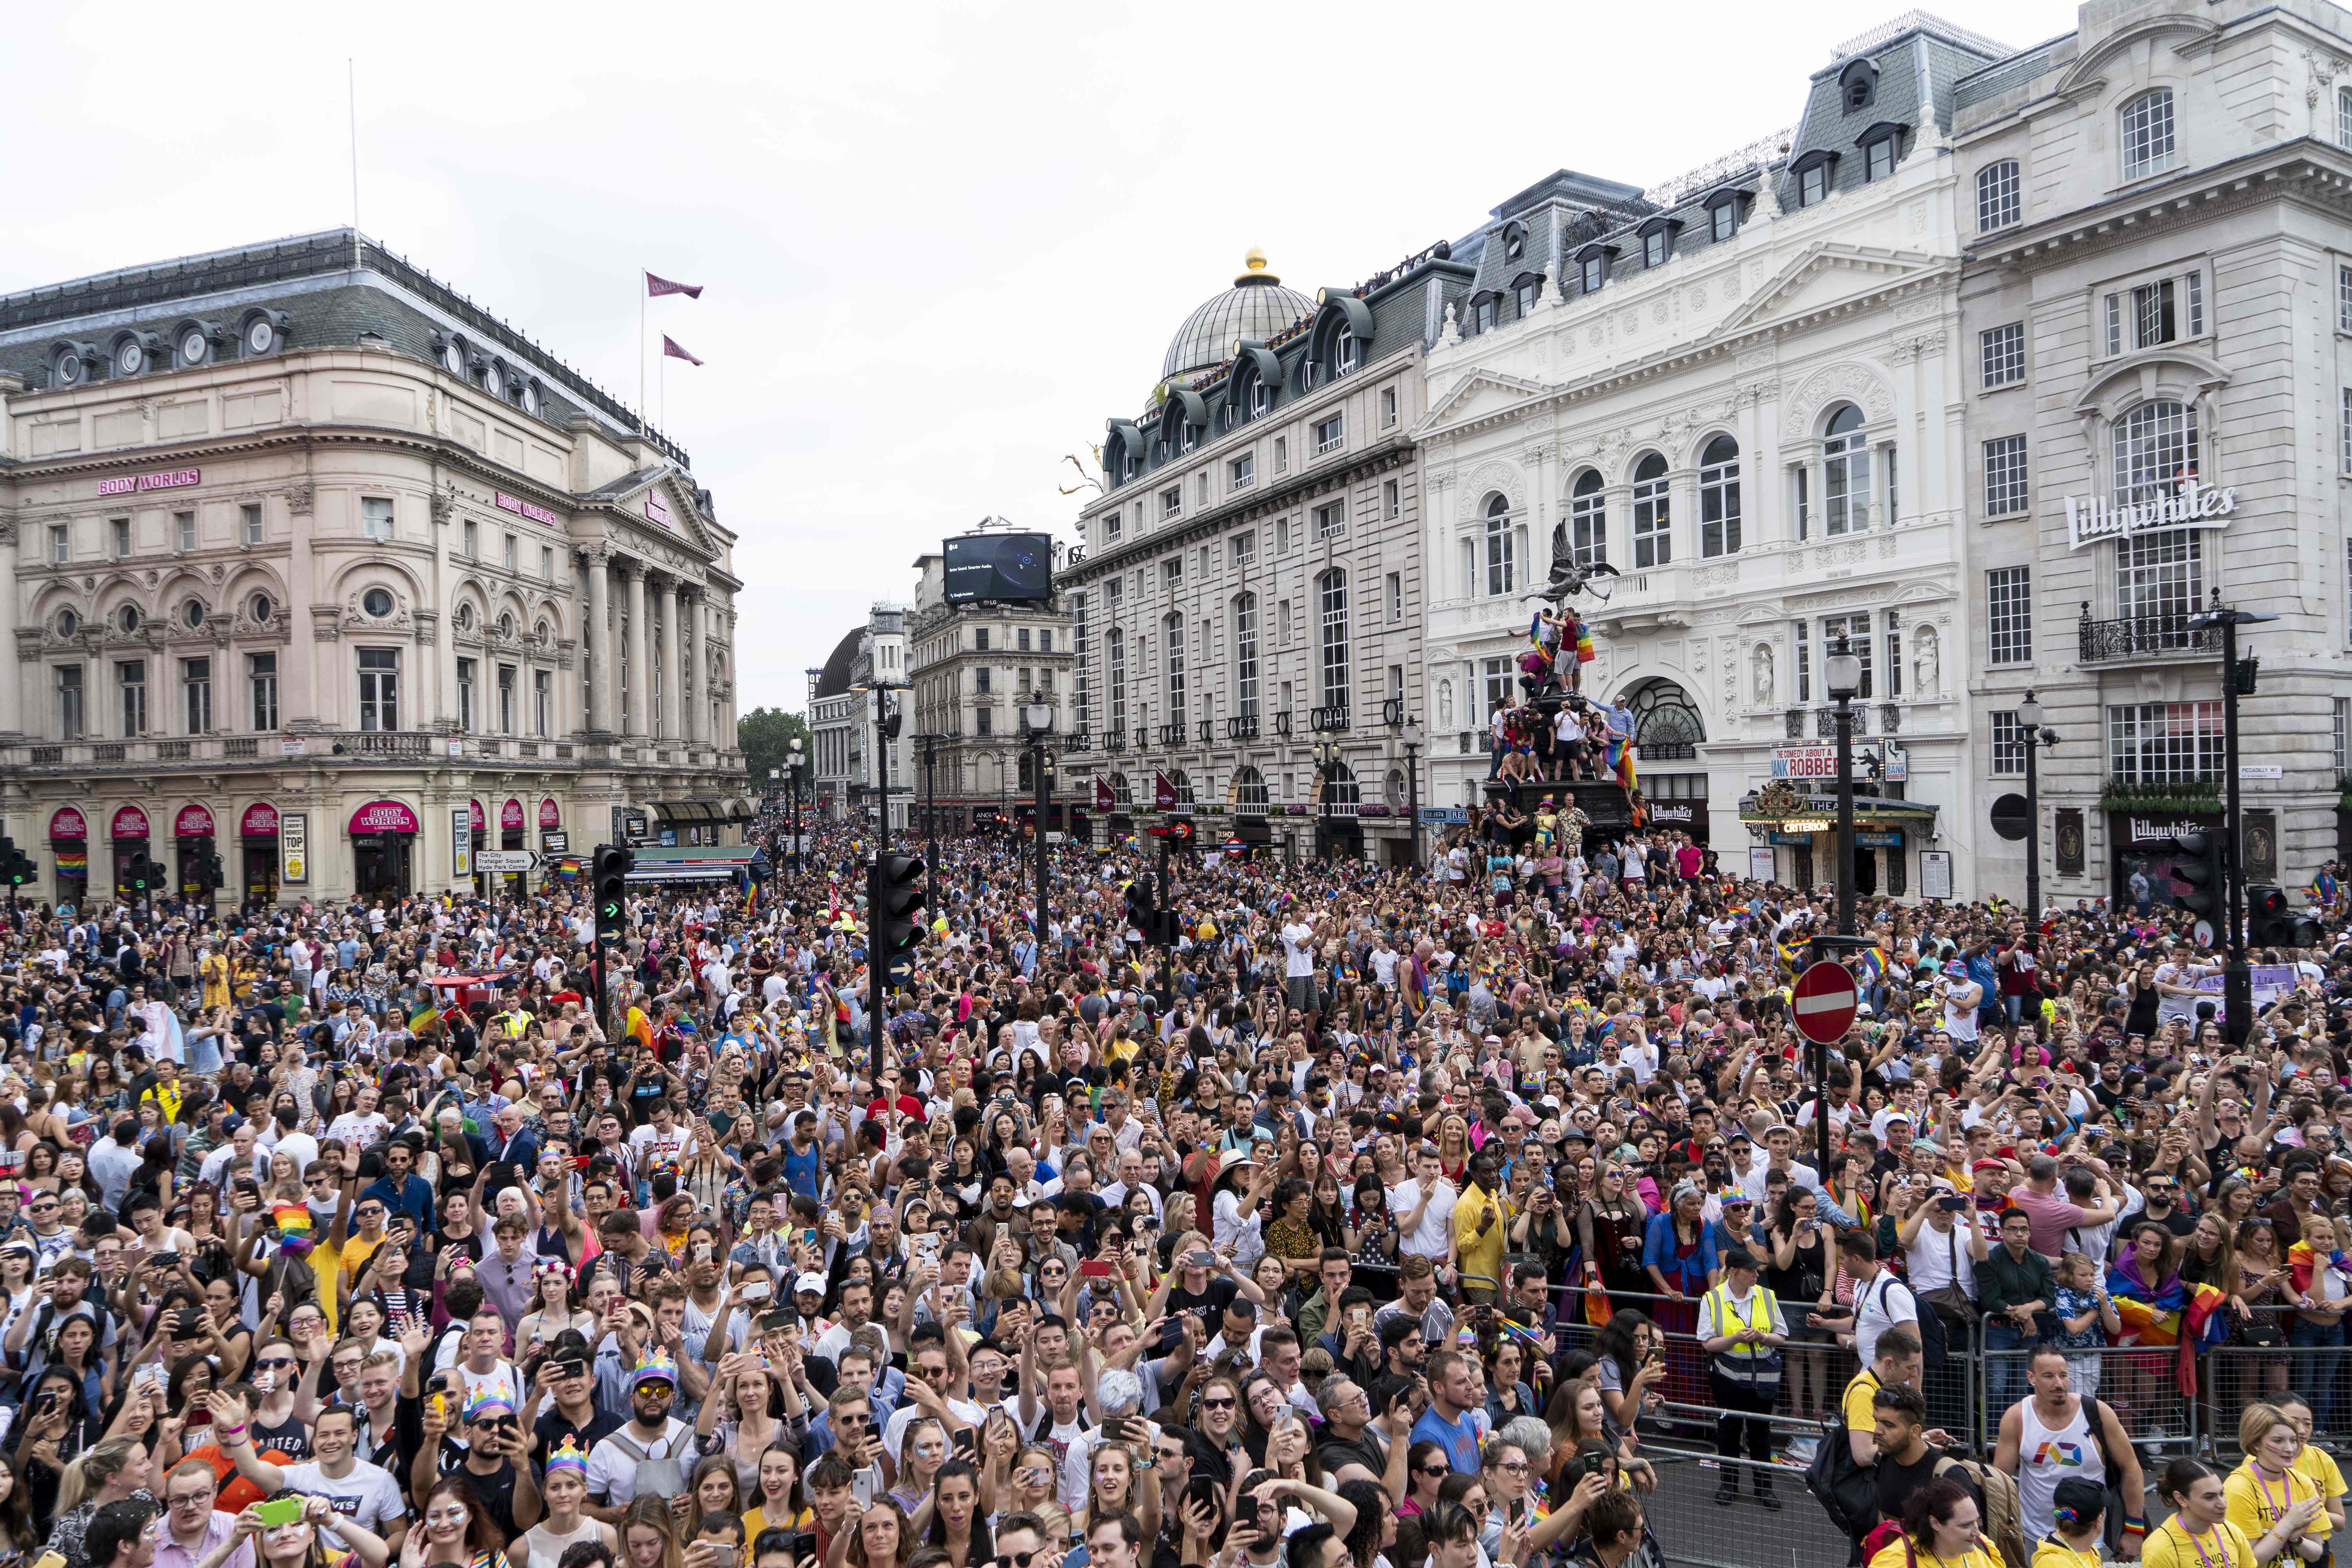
[584,548,614,735]
[678,588,701,746]
[657,577,682,741]
[0,520,20,737]
[622,564,649,739]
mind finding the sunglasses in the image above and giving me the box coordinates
[998,1555,1042,1568]
[257,1357,297,1370]
[1201,1396,1236,1409]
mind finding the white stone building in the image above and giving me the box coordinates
[1419,13,2011,899]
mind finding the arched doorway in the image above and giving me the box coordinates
[1617,678,1712,840]
[1316,763,1363,860]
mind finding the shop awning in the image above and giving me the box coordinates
[1232,813,1273,843]
[650,800,725,824]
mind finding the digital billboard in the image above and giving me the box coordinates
[943,531,1053,604]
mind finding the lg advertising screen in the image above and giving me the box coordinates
[943,532,1053,604]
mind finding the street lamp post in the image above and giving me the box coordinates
[1025,692,1053,973]
[2188,596,2278,1043]
[1403,717,1425,871]
[786,738,805,870]
[1820,634,1862,1188]
[921,733,939,875]
[1313,740,1338,861]
[2015,691,2061,923]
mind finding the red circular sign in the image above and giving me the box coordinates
[110,806,150,840]
[173,805,216,838]
[1792,960,1860,1045]
[49,807,87,842]
[501,798,525,831]
[240,802,279,837]
[538,797,561,828]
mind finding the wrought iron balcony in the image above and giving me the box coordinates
[1196,719,1215,745]
[2078,611,2221,663]
[1065,730,1092,752]
[1225,713,1260,742]
[1276,711,1295,738]
[1157,722,1182,748]
[1105,728,1127,751]
[1813,705,1870,738]
[1381,696,1406,728]
[1310,704,1351,733]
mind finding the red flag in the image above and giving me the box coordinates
[1154,773,1176,811]
[646,272,703,299]
[662,336,704,366]
[1095,778,1114,811]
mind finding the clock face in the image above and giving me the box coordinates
[116,341,143,376]
[56,354,82,385]
[444,342,465,374]
[180,330,209,366]
[245,318,276,354]
[522,384,542,417]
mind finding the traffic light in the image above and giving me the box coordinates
[122,853,160,895]
[2159,829,2224,918]
[592,845,634,943]
[1123,875,1155,937]
[2248,884,2323,949]
[0,835,33,890]
[872,853,927,976]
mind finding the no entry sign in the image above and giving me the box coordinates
[1793,960,1859,1044]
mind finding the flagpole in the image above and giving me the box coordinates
[638,268,646,426]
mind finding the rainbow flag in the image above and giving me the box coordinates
[1571,618,1596,662]
[626,1005,653,1049]
[272,1203,311,1236]
[1613,740,1638,792]
[1858,945,1888,984]
[408,1000,440,1033]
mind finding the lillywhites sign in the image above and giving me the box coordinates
[2127,815,2217,843]
[494,491,561,526]
[2065,477,2236,549]
[97,468,200,497]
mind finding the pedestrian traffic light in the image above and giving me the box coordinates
[872,853,927,973]
[593,845,633,943]
[122,853,160,894]
[1123,876,1154,937]
[2160,829,2224,917]
[0,835,33,889]
[2248,884,2323,949]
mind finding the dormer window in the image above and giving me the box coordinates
[1840,58,1877,113]
[1501,221,1526,263]
[1470,296,1497,334]
[1577,246,1617,295]
[1513,276,1541,316]
[1639,219,1681,269]
[1857,122,1905,182]
[1705,189,1748,242]
[1790,150,1839,207]
[1334,328,1357,375]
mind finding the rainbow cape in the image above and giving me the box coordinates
[2106,1257,2227,1394]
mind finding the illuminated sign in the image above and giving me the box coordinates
[2065,477,2236,550]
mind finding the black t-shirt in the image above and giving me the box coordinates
[533,1404,626,1462]
[1161,1276,1240,1339]
[251,1410,312,1463]
[1875,1449,1980,1530]
[437,1449,522,1541]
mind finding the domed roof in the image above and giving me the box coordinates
[813,626,864,699]
[1161,250,1314,386]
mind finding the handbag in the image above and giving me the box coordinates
[1923,1225,1981,1325]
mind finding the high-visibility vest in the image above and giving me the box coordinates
[1706,1283,1785,1387]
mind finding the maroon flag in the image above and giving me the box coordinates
[1095,778,1115,812]
[1154,772,1176,811]
[646,272,703,299]
[662,336,704,367]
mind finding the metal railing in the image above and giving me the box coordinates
[1310,703,1350,733]
[2079,612,2221,663]
[1226,714,1259,741]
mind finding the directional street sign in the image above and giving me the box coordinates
[475,849,542,873]
[1792,960,1859,1044]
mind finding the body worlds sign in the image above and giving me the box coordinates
[2065,477,2236,549]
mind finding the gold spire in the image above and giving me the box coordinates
[1234,248,1279,286]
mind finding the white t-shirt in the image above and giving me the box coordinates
[280,1460,407,1534]
[1387,1177,1456,1259]
[629,1124,696,1171]
[1850,1270,1918,1368]
[585,1416,694,1504]
[1280,924,1316,978]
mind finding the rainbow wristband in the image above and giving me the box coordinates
[2122,1519,2146,1539]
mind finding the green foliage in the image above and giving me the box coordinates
[739,707,812,795]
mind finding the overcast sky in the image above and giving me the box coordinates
[10,0,2080,715]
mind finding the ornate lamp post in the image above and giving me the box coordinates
[1824,636,1862,939]
[2015,691,2061,922]
[1312,739,1339,860]
[1025,691,1054,967]
[786,737,804,869]
[1402,716,1425,871]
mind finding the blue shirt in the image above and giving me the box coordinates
[361,1171,435,1230]
[1411,1404,1485,1474]
[1641,1211,1717,1292]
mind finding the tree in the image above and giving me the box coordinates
[738,707,812,801]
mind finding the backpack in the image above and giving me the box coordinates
[1933,1456,2030,1568]
[1804,1373,1882,1540]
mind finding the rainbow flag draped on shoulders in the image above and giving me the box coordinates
[2107,1254,2228,1394]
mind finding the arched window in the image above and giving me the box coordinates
[1841,59,1877,113]
[1631,453,1670,568]
[2122,89,2175,180]
[1172,770,1195,807]
[1386,768,1406,808]
[1623,678,1707,760]
[1324,763,1360,817]
[1232,764,1269,815]
[1568,470,1607,568]
[1106,627,1127,737]
[1484,493,1517,595]
[1232,593,1259,719]
[1318,569,1350,713]
[1976,159,2020,232]
[2114,399,2198,503]
[1111,773,1133,806]
[1824,403,1871,535]
[1699,434,1741,558]
[1163,611,1186,729]
[1334,327,1357,376]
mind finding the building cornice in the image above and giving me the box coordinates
[1965,137,2352,271]
[1062,437,1416,585]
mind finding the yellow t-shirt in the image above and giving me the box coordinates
[1841,1367,1883,1433]
[2144,1518,2254,1568]
[306,1236,344,1337]
[2225,1462,2327,1544]
[1867,1541,2000,1568]
[1454,1183,1506,1292]
[2031,1537,2102,1568]
[2292,1445,2345,1509]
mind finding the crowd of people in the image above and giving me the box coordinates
[0,797,2347,1568]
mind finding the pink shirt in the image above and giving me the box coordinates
[2005,1183,2096,1259]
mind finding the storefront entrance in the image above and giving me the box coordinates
[49,808,88,908]
[111,806,152,902]
[348,800,421,898]
[2109,809,2227,915]
[240,802,280,907]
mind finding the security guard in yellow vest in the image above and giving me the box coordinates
[1699,1243,1790,1507]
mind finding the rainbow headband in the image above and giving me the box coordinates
[462,1384,516,1423]
[629,1351,679,1392]
[545,1436,588,1479]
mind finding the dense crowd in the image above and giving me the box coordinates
[0,806,2350,1568]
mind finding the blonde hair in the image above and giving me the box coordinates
[56,1436,145,1515]
[2240,1402,2291,1455]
